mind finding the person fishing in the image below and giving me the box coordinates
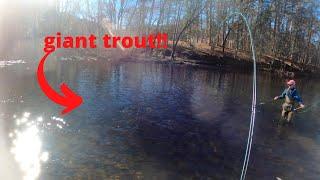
[273,80,305,124]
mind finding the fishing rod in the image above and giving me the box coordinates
[297,100,320,114]
[257,99,274,106]
[256,98,320,114]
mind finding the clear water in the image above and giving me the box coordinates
[0,58,319,179]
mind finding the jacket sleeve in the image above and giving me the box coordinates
[278,89,287,99]
[293,91,303,104]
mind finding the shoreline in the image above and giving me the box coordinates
[115,50,320,78]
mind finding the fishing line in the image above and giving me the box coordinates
[237,12,257,180]
[215,11,258,180]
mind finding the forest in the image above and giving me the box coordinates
[1,0,320,74]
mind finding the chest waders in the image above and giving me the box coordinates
[281,90,295,123]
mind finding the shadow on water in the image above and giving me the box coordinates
[130,102,245,179]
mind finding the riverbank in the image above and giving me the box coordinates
[55,43,320,78]
[1,38,318,79]
[132,52,319,79]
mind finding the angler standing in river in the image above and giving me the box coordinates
[273,80,305,124]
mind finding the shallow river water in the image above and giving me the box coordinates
[0,58,319,180]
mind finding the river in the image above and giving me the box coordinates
[0,57,319,180]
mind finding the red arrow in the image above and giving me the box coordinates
[37,52,83,115]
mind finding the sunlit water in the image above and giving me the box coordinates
[5,111,67,180]
[0,60,26,68]
[0,58,319,179]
